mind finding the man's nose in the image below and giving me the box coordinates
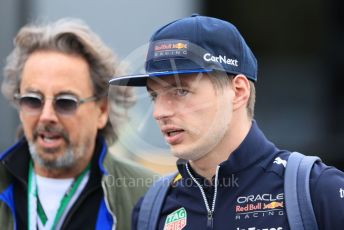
[39,100,58,123]
[152,95,175,121]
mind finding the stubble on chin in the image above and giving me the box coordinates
[28,142,78,170]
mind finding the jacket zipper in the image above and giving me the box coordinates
[185,164,220,229]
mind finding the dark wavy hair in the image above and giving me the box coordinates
[2,18,135,145]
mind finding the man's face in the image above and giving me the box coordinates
[19,51,108,170]
[147,73,234,161]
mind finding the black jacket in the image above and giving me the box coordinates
[133,121,344,229]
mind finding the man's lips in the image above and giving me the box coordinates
[161,126,185,145]
[36,132,65,149]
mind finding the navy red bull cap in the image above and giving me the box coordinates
[109,14,257,86]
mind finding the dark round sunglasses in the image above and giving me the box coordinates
[14,93,98,116]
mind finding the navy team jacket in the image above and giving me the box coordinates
[132,121,344,230]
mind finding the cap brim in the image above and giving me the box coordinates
[109,69,213,86]
[109,74,149,86]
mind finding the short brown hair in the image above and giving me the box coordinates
[208,71,256,119]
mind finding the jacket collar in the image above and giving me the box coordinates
[219,120,277,174]
[0,139,30,185]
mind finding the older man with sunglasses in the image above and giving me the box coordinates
[0,19,155,229]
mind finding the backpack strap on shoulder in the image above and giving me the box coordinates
[284,152,320,230]
[137,172,178,230]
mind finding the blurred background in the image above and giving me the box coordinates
[1,0,343,174]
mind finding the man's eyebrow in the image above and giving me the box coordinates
[169,81,190,88]
[56,90,78,96]
[147,83,187,92]
[21,88,41,94]
[20,87,78,96]
[146,79,191,92]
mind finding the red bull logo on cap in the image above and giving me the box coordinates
[154,42,188,51]
[153,40,189,58]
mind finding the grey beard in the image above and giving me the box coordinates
[28,142,76,170]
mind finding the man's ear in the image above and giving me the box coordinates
[97,98,109,129]
[231,74,250,111]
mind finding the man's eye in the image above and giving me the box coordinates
[175,88,189,96]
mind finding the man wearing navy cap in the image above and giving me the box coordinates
[110,15,344,229]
